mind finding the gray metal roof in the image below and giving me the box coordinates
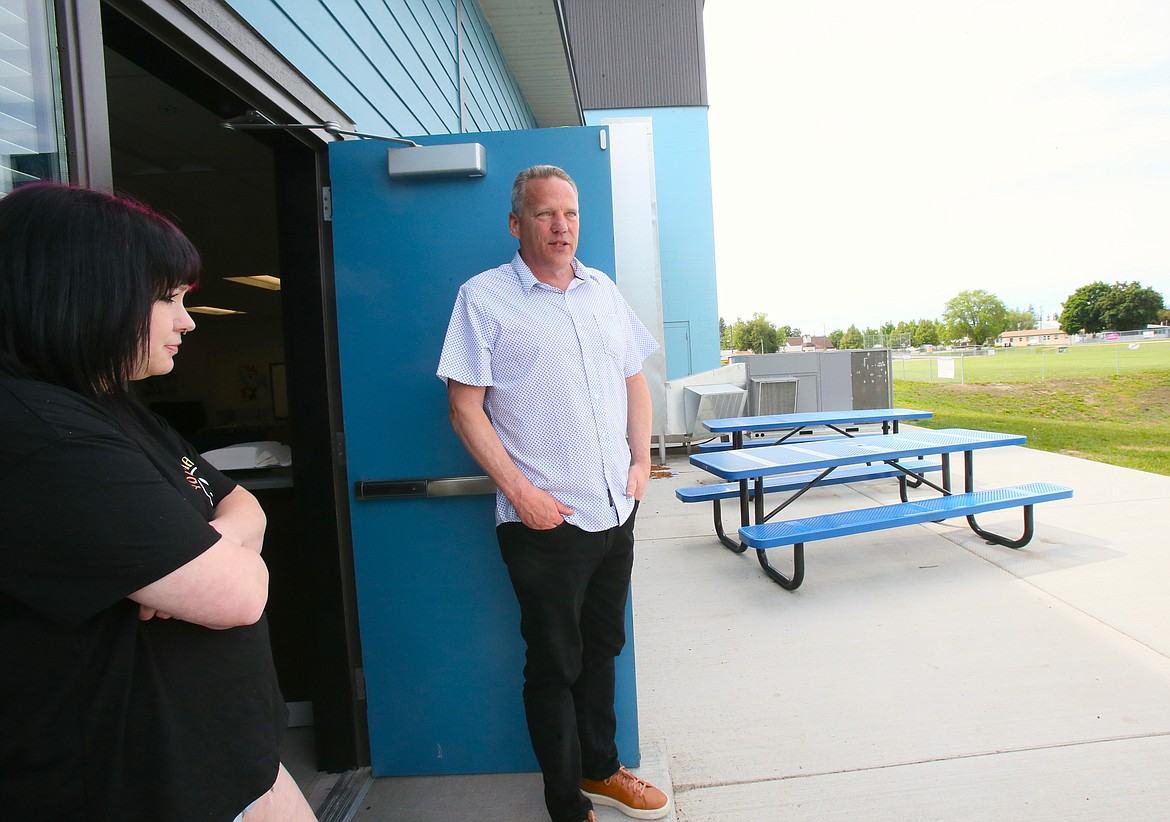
[563,0,708,109]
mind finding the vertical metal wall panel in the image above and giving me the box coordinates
[225,0,536,135]
[563,0,706,108]
[589,105,721,376]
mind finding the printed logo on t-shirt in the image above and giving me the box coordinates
[180,455,215,505]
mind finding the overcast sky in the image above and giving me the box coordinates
[702,1,1170,335]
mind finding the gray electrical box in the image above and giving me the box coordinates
[729,349,893,413]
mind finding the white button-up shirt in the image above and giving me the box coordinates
[438,253,659,531]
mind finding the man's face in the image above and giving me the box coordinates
[509,176,579,277]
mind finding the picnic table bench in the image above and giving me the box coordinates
[738,481,1073,589]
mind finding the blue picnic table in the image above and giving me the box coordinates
[699,407,934,451]
[683,427,1073,590]
[688,407,935,533]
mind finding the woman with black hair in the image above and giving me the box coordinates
[0,183,315,821]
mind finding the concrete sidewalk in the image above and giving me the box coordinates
[306,432,1170,821]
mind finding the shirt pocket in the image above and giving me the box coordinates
[591,310,626,362]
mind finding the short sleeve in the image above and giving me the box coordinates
[0,433,225,626]
[609,280,659,377]
[437,285,495,387]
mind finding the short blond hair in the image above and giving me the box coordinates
[510,165,578,214]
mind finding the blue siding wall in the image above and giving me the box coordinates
[586,106,720,377]
[226,0,536,135]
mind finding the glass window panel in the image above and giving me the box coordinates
[0,0,66,193]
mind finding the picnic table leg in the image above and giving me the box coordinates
[756,544,806,590]
[712,501,748,554]
[885,460,946,503]
[738,478,750,526]
[968,505,1037,549]
[959,450,1036,547]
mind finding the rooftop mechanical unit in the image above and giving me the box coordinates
[683,383,747,440]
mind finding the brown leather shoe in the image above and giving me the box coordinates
[580,766,670,819]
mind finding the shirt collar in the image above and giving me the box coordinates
[510,252,593,293]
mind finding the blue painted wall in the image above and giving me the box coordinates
[225,0,536,135]
[586,106,720,379]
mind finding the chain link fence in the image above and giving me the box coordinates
[892,336,1170,384]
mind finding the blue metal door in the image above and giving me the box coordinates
[329,128,640,776]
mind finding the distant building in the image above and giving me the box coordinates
[996,329,1072,347]
[786,335,833,351]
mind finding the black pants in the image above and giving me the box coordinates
[496,504,638,822]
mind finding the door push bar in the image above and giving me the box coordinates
[354,475,496,500]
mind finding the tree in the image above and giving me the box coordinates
[719,317,731,349]
[887,320,914,349]
[942,289,1008,345]
[880,321,896,336]
[839,324,864,349]
[914,319,941,347]
[775,324,800,342]
[730,312,780,353]
[1059,281,1111,334]
[1004,305,1038,331]
[1099,281,1164,331]
[828,328,845,349]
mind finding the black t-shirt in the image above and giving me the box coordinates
[0,378,287,822]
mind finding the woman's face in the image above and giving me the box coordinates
[132,286,196,380]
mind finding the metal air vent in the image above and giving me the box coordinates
[684,384,747,437]
[752,377,798,416]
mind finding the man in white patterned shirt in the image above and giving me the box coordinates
[437,165,668,822]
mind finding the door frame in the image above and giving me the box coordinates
[55,0,370,770]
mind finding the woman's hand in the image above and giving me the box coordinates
[138,604,175,621]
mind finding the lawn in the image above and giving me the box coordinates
[894,369,1170,476]
[892,338,1170,383]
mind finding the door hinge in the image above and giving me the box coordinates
[322,185,333,222]
[334,431,346,466]
[353,667,366,703]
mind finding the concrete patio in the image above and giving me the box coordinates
[290,428,1170,821]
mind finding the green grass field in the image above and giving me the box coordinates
[893,344,1170,475]
[892,338,1170,383]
